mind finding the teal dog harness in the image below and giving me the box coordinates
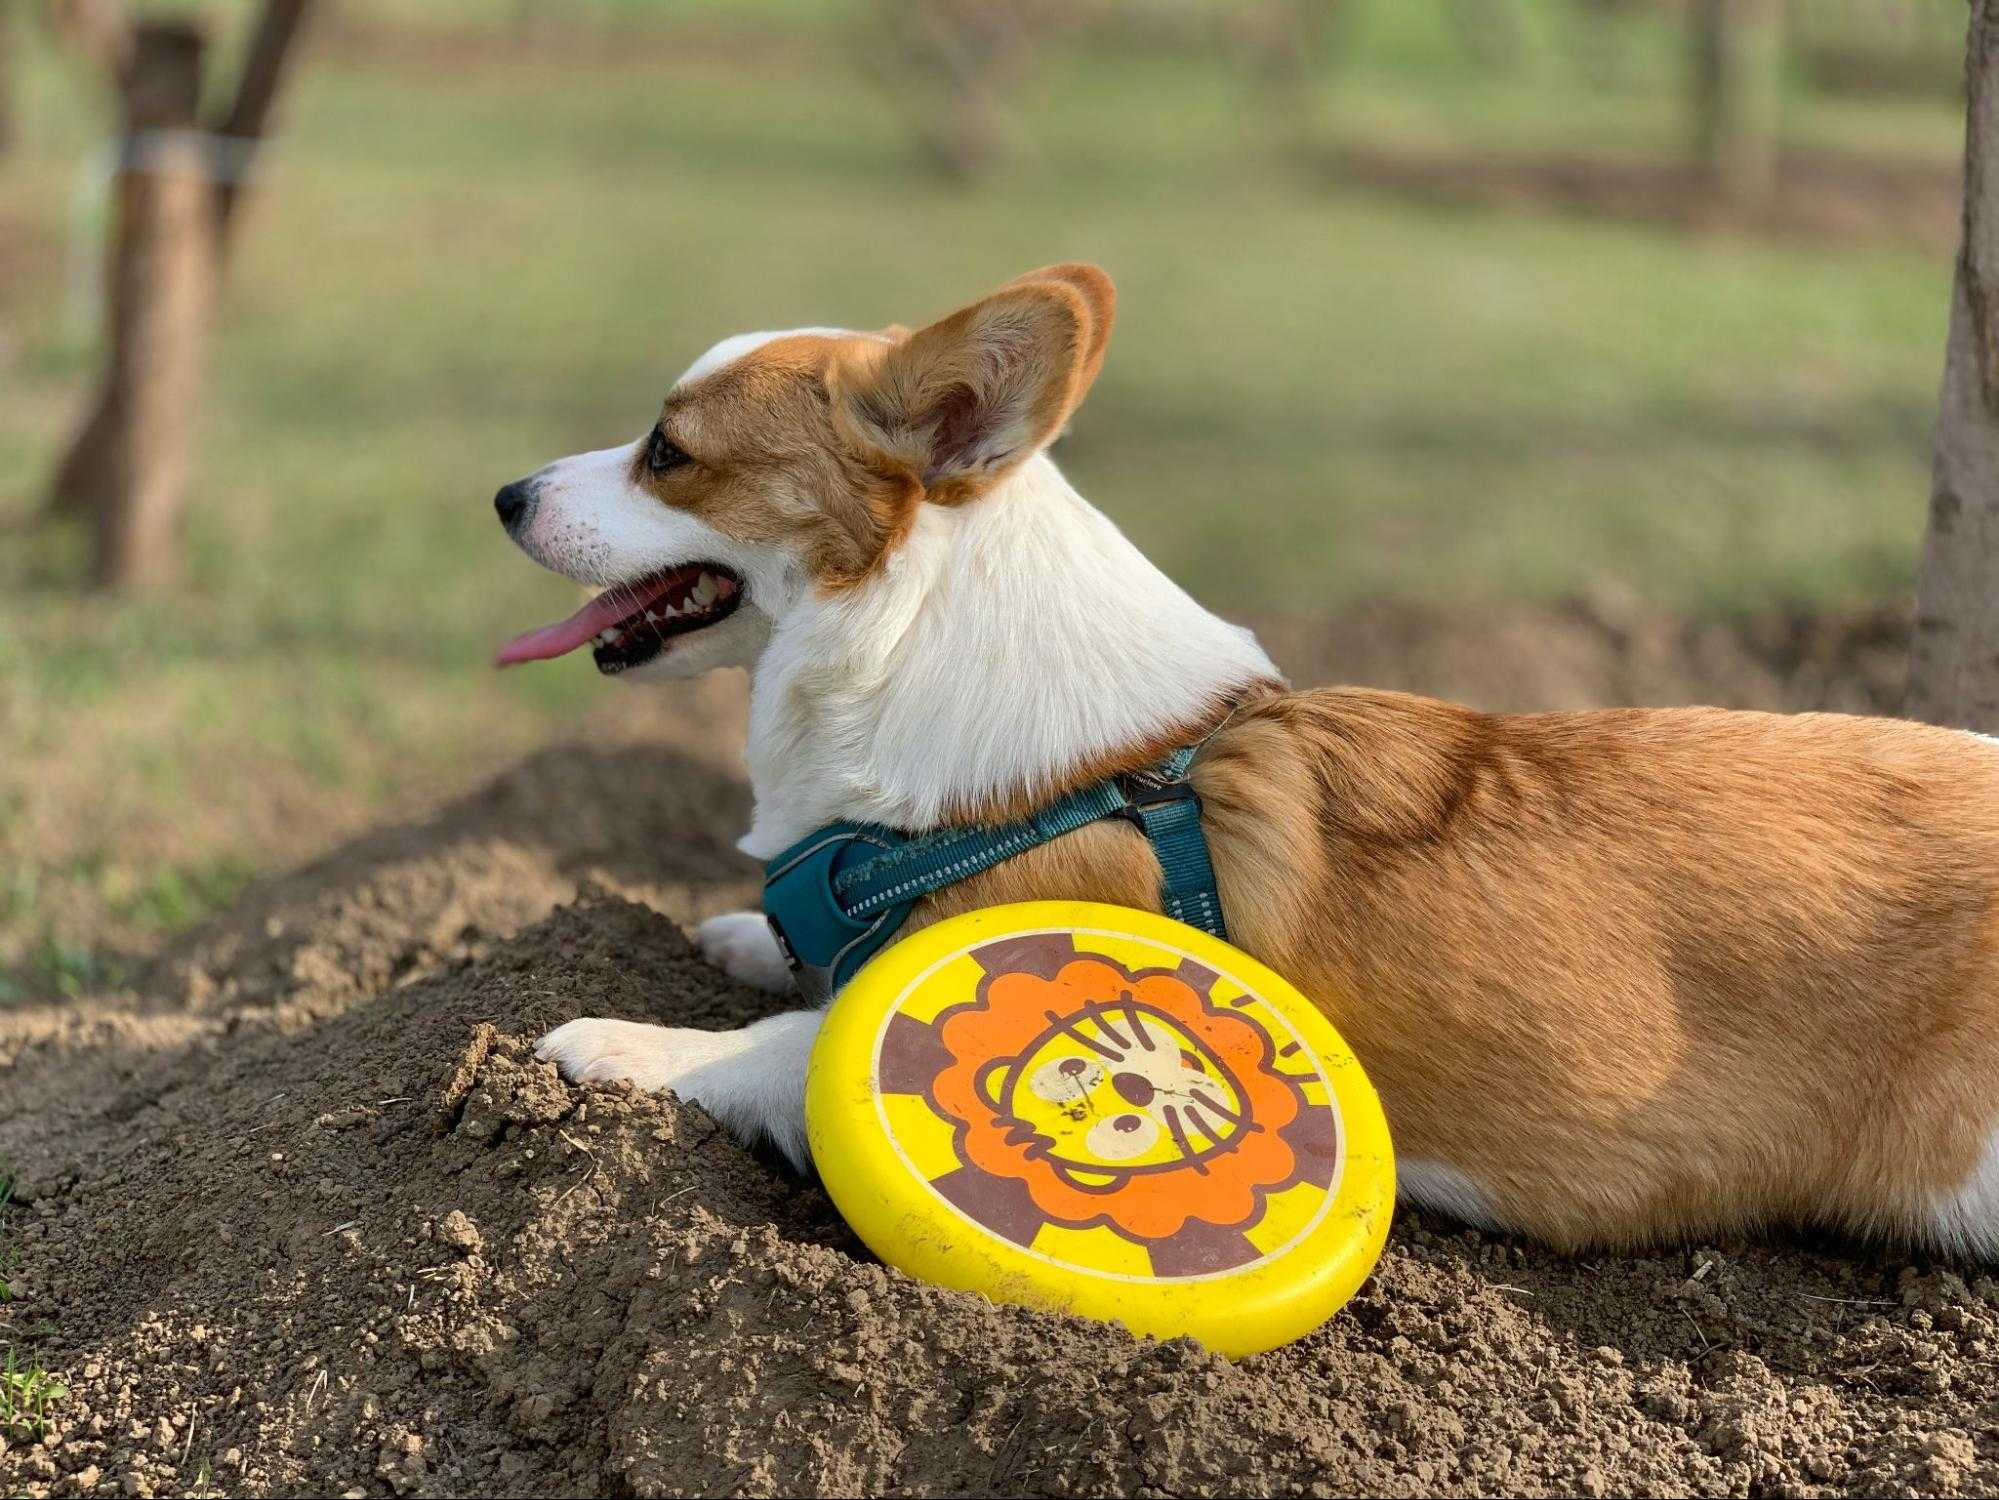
[762,744,1226,1003]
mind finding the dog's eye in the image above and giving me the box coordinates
[646,429,691,474]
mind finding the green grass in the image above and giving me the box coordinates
[0,1,1965,986]
[0,1347,66,1442]
[0,1166,58,1439]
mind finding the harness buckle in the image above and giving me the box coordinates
[762,823,911,1005]
[1116,775,1202,822]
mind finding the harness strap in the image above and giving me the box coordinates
[1124,774,1225,936]
[762,745,1226,1002]
[831,748,1191,918]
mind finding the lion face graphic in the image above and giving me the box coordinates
[976,996,1252,1188]
[915,946,1328,1250]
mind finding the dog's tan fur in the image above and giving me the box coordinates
[913,689,1999,1249]
[639,333,917,588]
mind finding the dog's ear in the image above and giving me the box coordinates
[999,262,1114,398]
[832,264,1115,505]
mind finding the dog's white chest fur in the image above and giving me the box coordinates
[738,454,1276,859]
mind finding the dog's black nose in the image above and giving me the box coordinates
[494,479,535,532]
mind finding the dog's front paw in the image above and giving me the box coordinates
[535,1011,821,1170]
[697,911,794,993]
[535,1017,744,1093]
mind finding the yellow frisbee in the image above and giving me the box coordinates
[805,901,1395,1357]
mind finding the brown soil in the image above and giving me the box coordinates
[6,602,1998,1500]
[1333,146,1962,254]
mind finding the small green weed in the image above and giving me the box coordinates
[0,1347,67,1441]
[0,1164,62,1439]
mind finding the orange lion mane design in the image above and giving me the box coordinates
[929,957,1304,1241]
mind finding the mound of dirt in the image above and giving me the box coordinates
[6,604,1997,1498]
[1248,597,1912,720]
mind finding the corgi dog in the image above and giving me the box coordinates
[496,264,1999,1255]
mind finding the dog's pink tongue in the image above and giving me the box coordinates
[495,589,641,667]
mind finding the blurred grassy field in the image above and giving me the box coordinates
[0,0,1966,993]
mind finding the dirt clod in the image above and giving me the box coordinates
[435,1212,483,1257]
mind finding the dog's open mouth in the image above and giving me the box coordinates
[495,562,744,675]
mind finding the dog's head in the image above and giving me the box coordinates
[494,263,1114,681]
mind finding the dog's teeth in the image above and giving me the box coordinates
[597,629,617,645]
[644,610,660,624]
[692,577,717,607]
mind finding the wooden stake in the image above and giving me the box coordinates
[79,21,217,590]
[45,1,316,588]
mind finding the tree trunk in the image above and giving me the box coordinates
[46,0,315,585]
[880,0,1032,184]
[1691,0,1786,202]
[1906,0,1999,731]
[50,21,217,589]
[0,3,14,157]
[1446,0,1527,73]
[212,0,312,246]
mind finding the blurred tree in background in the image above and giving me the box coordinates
[42,0,313,591]
[1692,0,1786,201]
[1446,0,1529,70]
[869,0,1348,184]
[0,2,14,155]
[873,0,1042,184]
